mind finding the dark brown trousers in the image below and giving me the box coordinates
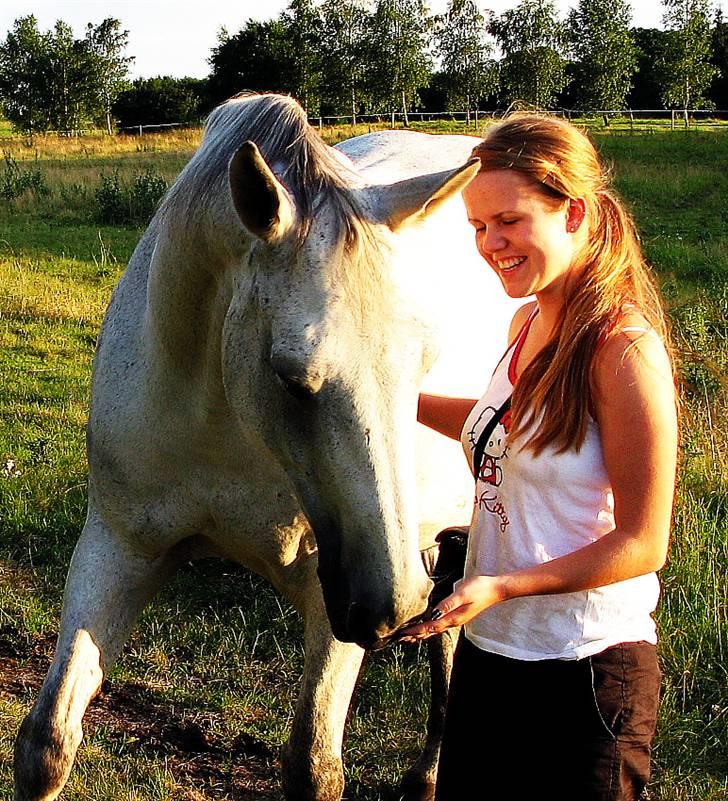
[434,636,661,801]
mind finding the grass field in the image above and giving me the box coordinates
[0,122,726,800]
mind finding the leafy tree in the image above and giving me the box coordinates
[658,0,718,112]
[567,0,637,119]
[207,21,293,105]
[489,0,567,109]
[320,0,372,120]
[46,21,102,133]
[628,28,671,109]
[709,10,728,107]
[434,0,497,124]
[368,0,433,124]
[281,0,324,114]
[0,16,52,136]
[85,18,133,134]
[418,69,450,112]
[0,15,131,136]
[112,76,208,129]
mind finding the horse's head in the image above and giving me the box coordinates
[221,132,478,647]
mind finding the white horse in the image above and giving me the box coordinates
[14,94,516,801]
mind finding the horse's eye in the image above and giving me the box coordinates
[269,352,323,399]
[276,371,318,400]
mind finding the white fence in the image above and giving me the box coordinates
[1,109,726,139]
[123,108,727,134]
[306,108,728,130]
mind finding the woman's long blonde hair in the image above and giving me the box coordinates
[471,114,671,455]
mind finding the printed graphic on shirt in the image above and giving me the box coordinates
[467,406,512,533]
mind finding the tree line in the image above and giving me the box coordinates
[1,0,726,137]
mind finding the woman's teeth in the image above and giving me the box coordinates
[497,256,526,272]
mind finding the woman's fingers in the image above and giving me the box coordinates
[398,604,471,641]
[397,576,503,642]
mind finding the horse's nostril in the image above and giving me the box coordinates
[346,602,393,646]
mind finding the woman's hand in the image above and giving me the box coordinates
[398,575,505,642]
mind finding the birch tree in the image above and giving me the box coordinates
[567,0,637,121]
[435,0,497,124]
[85,18,133,135]
[282,0,324,114]
[658,0,718,116]
[489,0,567,110]
[368,0,433,124]
[320,0,372,120]
[46,21,96,133]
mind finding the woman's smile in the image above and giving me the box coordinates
[496,255,527,272]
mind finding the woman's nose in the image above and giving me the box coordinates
[479,227,506,256]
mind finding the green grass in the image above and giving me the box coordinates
[0,127,726,800]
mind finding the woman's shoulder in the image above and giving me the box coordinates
[507,301,538,344]
[591,308,674,406]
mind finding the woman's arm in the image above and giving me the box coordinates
[403,328,678,638]
[417,302,536,441]
[417,394,478,441]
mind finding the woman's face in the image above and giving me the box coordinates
[462,169,584,303]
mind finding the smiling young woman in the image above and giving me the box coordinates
[409,115,678,801]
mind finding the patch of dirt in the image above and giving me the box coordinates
[0,625,281,800]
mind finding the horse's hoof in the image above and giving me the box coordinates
[399,771,436,801]
[14,710,82,801]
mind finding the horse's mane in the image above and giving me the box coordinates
[158,93,395,331]
[160,93,366,247]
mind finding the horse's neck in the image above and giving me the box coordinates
[141,215,241,407]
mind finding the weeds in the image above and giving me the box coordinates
[0,153,47,200]
[95,168,168,226]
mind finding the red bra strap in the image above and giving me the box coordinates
[508,307,539,385]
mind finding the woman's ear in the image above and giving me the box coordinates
[566,198,586,233]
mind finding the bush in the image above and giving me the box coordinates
[130,169,168,223]
[0,154,48,200]
[95,171,127,223]
[95,168,168,225]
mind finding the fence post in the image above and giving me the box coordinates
[138,124,143,136]
[670,110,675,130]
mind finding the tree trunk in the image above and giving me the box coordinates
[401,89,409,128]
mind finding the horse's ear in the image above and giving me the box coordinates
[229,141,295,241]
[375,157,481,231]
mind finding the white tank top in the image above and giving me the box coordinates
[460,310,659,661]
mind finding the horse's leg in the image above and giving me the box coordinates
[399,535,465,801]
[280,581,365,801]
[400,628,459,801]
[14,513,177,801]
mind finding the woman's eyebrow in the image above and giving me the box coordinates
[469,210,520,224]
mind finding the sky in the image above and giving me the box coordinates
[0,0,721,80]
